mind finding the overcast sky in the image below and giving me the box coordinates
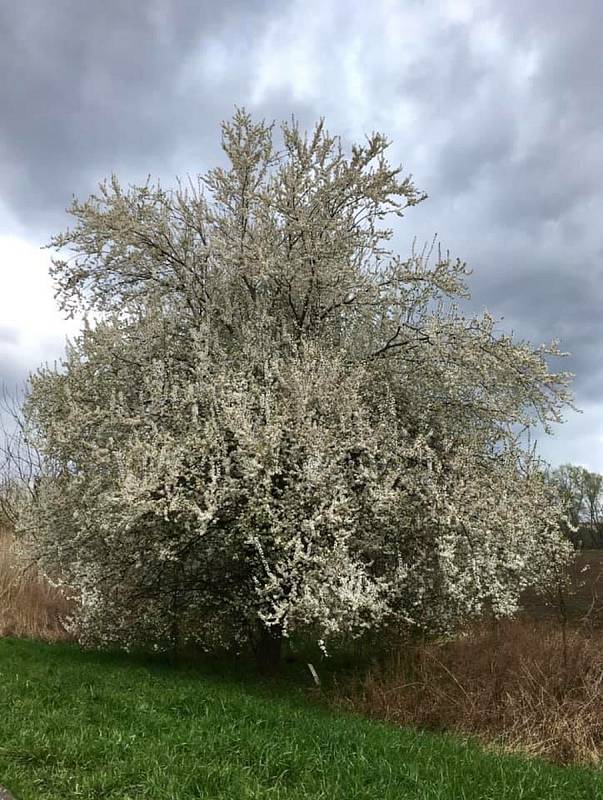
[1,0,602,470]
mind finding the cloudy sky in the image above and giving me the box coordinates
[1,0,602,470]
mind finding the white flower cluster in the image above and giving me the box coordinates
[18,111,573,657]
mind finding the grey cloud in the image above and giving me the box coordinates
[0,0,601,468]
[481,130,603,232]
[0,354,28,393]
[395,22,486,136]
[0,0,272,236]
[387,1,603,425]
[0,326,20,346]
[435,111,516,196]
[471,265,603,400]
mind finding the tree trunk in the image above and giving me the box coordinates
[254,624,283,675]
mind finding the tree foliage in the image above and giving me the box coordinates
[19,110,574,659]
[550,464,603,546]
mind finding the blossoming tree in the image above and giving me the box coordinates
[21,110,574,669]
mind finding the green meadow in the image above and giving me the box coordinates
[1,638,602,800]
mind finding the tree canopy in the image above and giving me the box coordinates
[19,110,574,665]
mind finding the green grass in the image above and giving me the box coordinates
[1,639,602,799]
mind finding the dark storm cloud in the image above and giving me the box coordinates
[469,258,603,399]
[0,0,272,235]
[0,0,601,467]
[471,0,603,400]
[383,0,603,417]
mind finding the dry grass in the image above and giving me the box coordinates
[328,549,603,767]
[0,527,73,641]
[330,618,603,766]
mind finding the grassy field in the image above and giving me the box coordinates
[2,533,603,796]
[1,638,603,800]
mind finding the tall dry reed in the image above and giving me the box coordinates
[0,527,73,641]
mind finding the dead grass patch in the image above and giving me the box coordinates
[0,528,73,641]
[330,618,603,766]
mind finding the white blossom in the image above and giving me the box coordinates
[18,110,573,655]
